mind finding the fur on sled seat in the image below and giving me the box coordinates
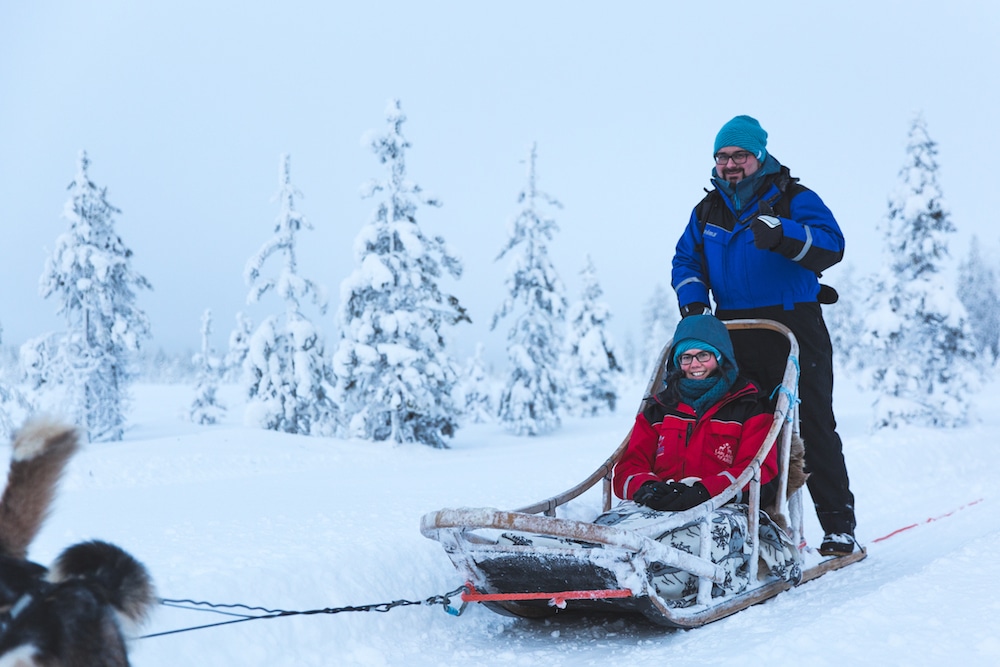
[763,432,810,533]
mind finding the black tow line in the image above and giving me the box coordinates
[141,584,470,640]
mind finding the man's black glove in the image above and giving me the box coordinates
[660,481,711,511]
[632,481,680,510]
[679,302,711,318]
[751,214,783,250]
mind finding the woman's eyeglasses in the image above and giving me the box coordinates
[678,351,714,366]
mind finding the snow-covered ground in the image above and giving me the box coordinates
[12,375,999,666]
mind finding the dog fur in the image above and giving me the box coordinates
[0,418,155,667]
[763,431,811,533]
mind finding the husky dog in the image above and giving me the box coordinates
[0,419,155,667]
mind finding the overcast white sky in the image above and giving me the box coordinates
[2,1,998,365]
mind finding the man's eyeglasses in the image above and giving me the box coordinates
[678,351,714,366]
[714,151,753,165]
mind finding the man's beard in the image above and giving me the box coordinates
[723,168,745,184]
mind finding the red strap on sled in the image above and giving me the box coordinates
[461,582,633,609]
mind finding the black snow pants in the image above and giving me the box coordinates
[715,302,857,537]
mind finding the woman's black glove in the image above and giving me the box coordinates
[660,481,711,511]
[632,481,679,509]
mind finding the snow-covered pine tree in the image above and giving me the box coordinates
[858,114,979,429]
[333,100,469,448]
[190,309,225,425]
[491,142,568,435]
[134,347,196,383]
[0,324,35,440]
[641,283,677,375]
[223,311,254,382]
[620,332,641,381]
[19,333,62,391]
[957,236,1000,364]
[824,262,867,372]
[38,151,152,441]
[243,154,336,435]
[458,343,495,424]
[564,255,622,416]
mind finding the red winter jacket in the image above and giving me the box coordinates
[613,378,777,501]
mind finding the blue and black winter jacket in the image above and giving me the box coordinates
[671,158,845,311]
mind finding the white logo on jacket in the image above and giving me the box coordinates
[714,441,735,466]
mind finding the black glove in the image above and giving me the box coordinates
[751,214,783,250]
[660,482,711,511]
[632,481,679,509]
[679,302,711,318]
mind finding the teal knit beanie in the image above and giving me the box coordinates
[673,339,723,367]
[714,115,768,162]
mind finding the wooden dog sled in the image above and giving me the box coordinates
[420,319,866,628]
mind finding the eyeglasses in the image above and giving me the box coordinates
[678,351,714,366]
[714,151,753,165]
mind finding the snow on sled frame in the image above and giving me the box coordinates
[421,319,866,628]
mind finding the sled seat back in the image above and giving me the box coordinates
[514,319,800,525]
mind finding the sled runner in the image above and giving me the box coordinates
[420,319,866,628]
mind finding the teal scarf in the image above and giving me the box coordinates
[711,154,781,214]
[677,364,738,416]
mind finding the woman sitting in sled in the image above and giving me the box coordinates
[599,314,799,605]
[614,313,779,511]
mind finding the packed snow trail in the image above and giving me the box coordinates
[14,383,998,666]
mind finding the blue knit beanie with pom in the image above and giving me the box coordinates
[714,115,768,162]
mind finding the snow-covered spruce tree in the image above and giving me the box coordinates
[958,236,1000,364]
[135,348,196,383]
[333,100,469,448]
[458,343,495,424]
[824,262,867,373]
[190,309,225,425]
[641,283,678,374]
[564,255,622,416]
[38,151,152,442]
[620,332,642,381]
[858,114,978,429]
[243,154,336,435]
[19,332,63,392]
[1,324,35,440]
[223,311,254,382]
[491,142,568,435]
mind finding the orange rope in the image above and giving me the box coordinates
[872,498,984,544]
[461,583,633,608]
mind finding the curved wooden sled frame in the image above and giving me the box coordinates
[420,319,865,628]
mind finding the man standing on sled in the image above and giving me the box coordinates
[671,115,857,556]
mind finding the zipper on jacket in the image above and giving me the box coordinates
[682,422,694,477]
